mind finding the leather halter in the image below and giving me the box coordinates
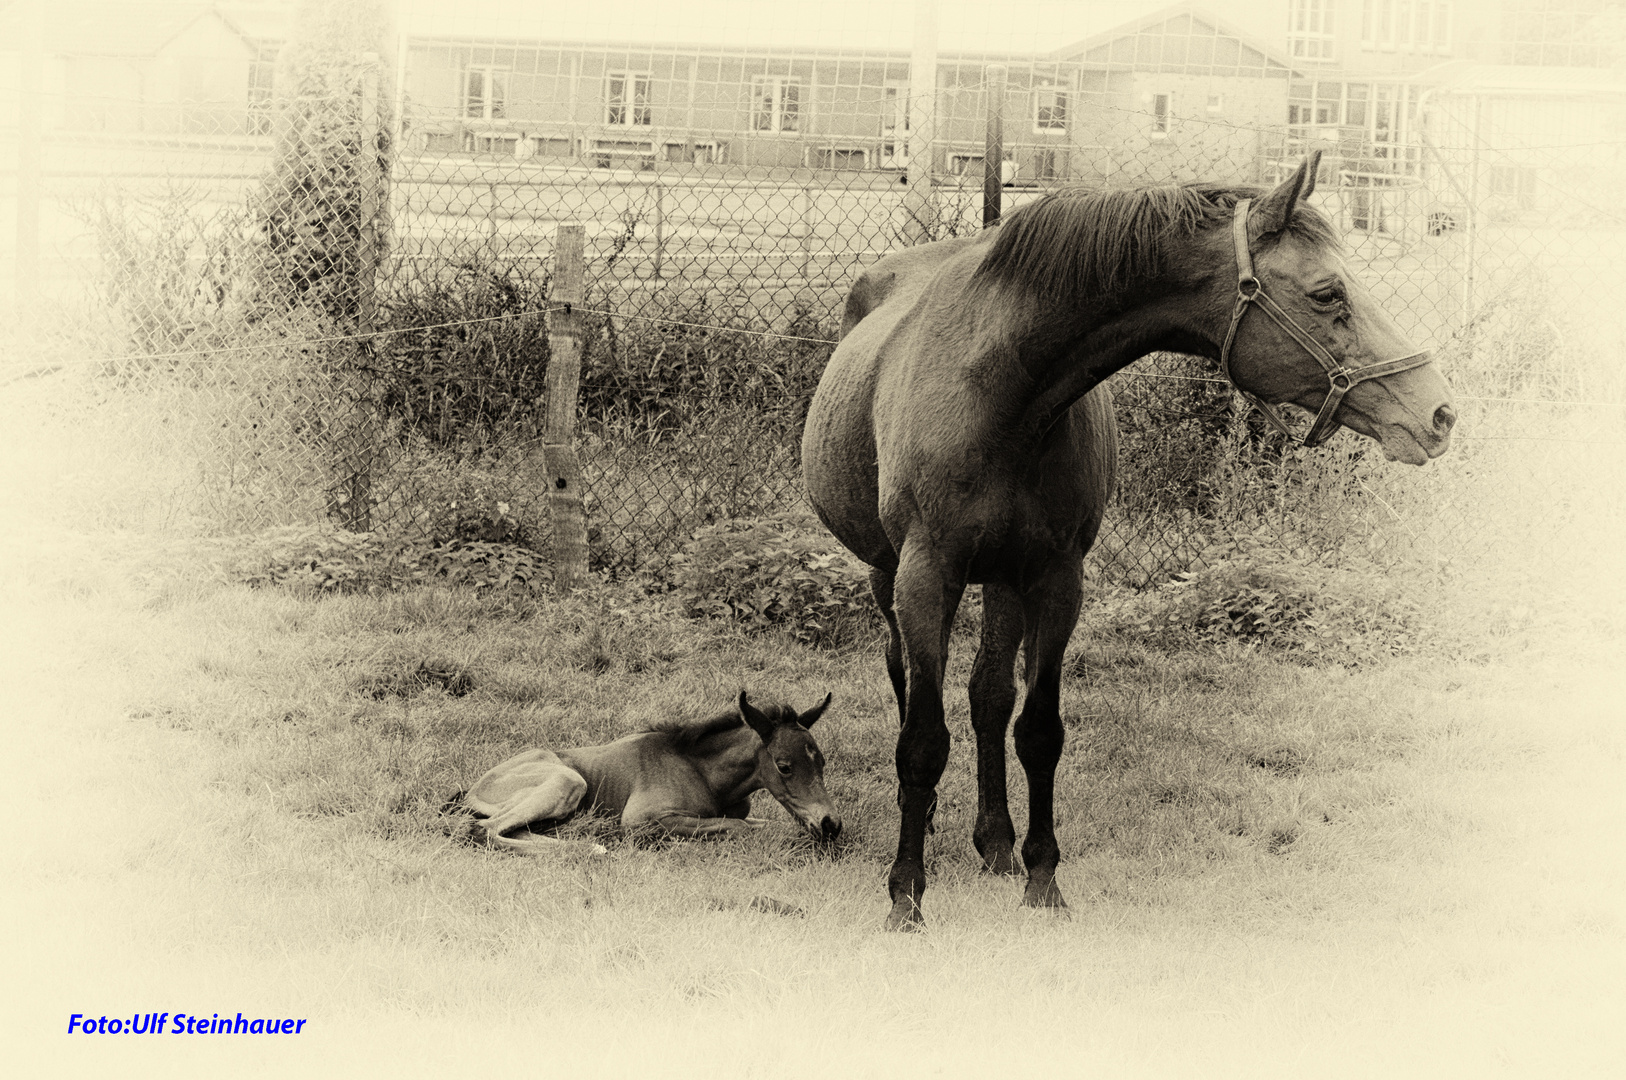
[1220,198,1432,447]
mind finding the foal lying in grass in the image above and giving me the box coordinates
[449,691,841,853]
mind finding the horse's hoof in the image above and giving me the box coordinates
[883,900,925,932]
[590,844,608,856]
[979,848,1020,876]
[1021,878,1070,913]
[883,911,925,932]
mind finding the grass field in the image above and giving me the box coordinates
[4,515,1623,1079]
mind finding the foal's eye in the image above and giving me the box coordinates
[776,761,794,776]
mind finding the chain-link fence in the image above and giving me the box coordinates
[3,3,1623,589]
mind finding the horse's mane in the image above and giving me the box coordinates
[641,701,798,750]
[970,182,1342,304]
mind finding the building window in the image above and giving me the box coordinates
[462,131,518,155]
[591,139,655,171]
[665,140,722,165]
[882,82,909,137]
[809,146,868,170]
[1290,81,1396,139]
[464,67,507,121]
[1151,92,1172,137]
[1362,1,1450,54]
[1289,0,1336,61]
[248,46,277,136]
[751,77,800,134]
[1345,83,1368,127]
[1033,85,1067,133]
[606,72,652,127]
[1489,165,1537,211]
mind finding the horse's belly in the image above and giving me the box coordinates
[802,342,894,569]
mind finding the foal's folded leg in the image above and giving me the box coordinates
[467,764,601,854]
[650,813,762,839]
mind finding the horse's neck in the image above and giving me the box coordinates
[691,726,763,805]
[1013,292,1211,438]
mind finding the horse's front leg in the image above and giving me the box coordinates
[1014,560,1084,912]
[875,565,938,835]
[868,567,907,728]
[885,537,965,931]
[969,582,1024,875]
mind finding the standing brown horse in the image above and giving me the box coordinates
[802,155,1456,931]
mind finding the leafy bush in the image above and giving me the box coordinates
[237,527,551,595]
[255,0,393,321]
[575,296,833,438]
[671,516,875,646]
[1093,548,1425,667]
[373,260,552,449]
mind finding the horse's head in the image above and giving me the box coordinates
[739,690,842,842]
[1215,153,1456,464]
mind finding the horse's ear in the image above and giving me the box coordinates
[1250,151,1321,240]
[798,692,833,728]
[737,690,775,743]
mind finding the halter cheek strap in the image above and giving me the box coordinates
[1220,198,1432,448]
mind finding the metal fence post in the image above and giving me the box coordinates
[544,223,590,589]
[337,55,387,533]
[903,0,939,243]
[800,182,813,277]
[653,176,665,279]
[982,63,1006,228]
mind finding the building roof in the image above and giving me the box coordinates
[1431,63,1626,97]
[0,1,285,57]
[1052,3,1299,74]
[400,0,1107,55]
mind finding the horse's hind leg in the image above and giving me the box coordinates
[869,567,907,727]
[1013,561,1083,911]
[466,758,589,852]
[969,582,1024,875]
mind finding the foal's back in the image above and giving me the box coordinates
[556,730,707,820]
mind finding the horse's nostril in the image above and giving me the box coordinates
[1433,404,1457,434]
[821,816,841,841]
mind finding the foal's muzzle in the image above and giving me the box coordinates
[816,814,842,842]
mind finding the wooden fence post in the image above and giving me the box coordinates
[545,223,590,590]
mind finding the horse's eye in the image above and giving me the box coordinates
[776,761,793,776]
[1310,287,1343,307]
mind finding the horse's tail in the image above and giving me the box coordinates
[439,789,469,816]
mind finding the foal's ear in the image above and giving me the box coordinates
[798,692,833,728]
[737,690,776,743]
[1250,151,1321,240]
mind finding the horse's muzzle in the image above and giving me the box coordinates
[816,815,842,842]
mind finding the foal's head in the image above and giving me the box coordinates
[738,690,842,842]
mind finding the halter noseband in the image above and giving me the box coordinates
[1220,198,1432,447]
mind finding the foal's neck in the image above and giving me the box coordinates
[692,725,765,805]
